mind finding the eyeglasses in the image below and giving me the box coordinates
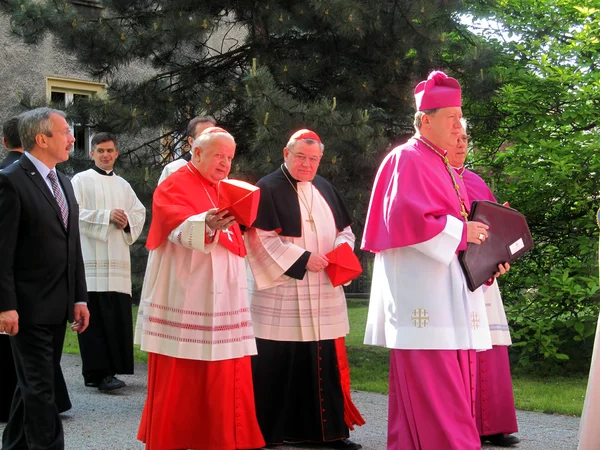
[288,149,322,165]
[46,129,72,137]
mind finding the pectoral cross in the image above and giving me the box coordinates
[222,228,234,242]
[306,214,315,232]
[411,308,430,328]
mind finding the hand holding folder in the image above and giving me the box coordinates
[217,179,260,227]
[324,243,363,287]
[459,201,534,291]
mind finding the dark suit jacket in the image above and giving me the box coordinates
[0,156,87,324]
[0,151,21,170]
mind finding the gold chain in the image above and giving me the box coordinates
[186,163,217,208]
[281,165,316,232]
[415,138,469,221]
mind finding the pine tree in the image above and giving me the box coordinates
[1,0,501,266]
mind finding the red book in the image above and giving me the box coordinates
[218,179,260,227]
[325,242,363,287]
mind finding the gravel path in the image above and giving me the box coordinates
[0,353,581,449]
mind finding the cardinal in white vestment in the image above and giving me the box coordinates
[362,71,509,450]
[157,115,216,185]
[245,129,362,450]
[72,132,146,391]
[135,127,264,450]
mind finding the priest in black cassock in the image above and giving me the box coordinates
[72,133,146,391]
[245,129,362,449]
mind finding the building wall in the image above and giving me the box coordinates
[0,5,155,160]
[0,5,246,162]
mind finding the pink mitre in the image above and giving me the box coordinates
[414,70,462,111]
[289,129,322,142]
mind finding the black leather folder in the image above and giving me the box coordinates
[459,200,534,291]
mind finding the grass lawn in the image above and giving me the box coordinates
[63,305,148,363]
[345,300,389,394]
[64,301,588,416]
[511,375,586,416]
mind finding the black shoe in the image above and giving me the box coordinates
[482,434,520,447]
[84,380,99,387]
[327,439,362,450]
[289,439,362,450]
[97,376,126,392]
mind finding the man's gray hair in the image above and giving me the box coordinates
[460,117,468,132]
[286,138,325,153]
[18,107,66,152]
[413,108,440,133]
[191,130,235,152]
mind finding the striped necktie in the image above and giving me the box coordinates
[47,171,69,229]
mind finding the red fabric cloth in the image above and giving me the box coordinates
[387,349,480,450]
[475,345,518,436]
[138,353,265,450]
[217,179,260,227]
[334,337,365,430]
[289,129,321,142]
[362,137,470,253]
[146,163,246,257]
[325,243,363,287]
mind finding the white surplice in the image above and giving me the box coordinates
[246,181,352,342]
[134,213,257,361]
[72,169,146,295]
[482,280,512,346]
[364,215,492,351]
[158,159,187,185]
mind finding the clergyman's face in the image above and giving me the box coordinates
[421,107,463,151]
[194,135,236,184]
[90,140,119,171]
[283,140,323,182]
[447,128,468,168]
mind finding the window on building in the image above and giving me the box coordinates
[46,77,106,156]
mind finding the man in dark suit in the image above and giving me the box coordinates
[0,116,73,424]
[0,117,23,170]
[0,107,90,450]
